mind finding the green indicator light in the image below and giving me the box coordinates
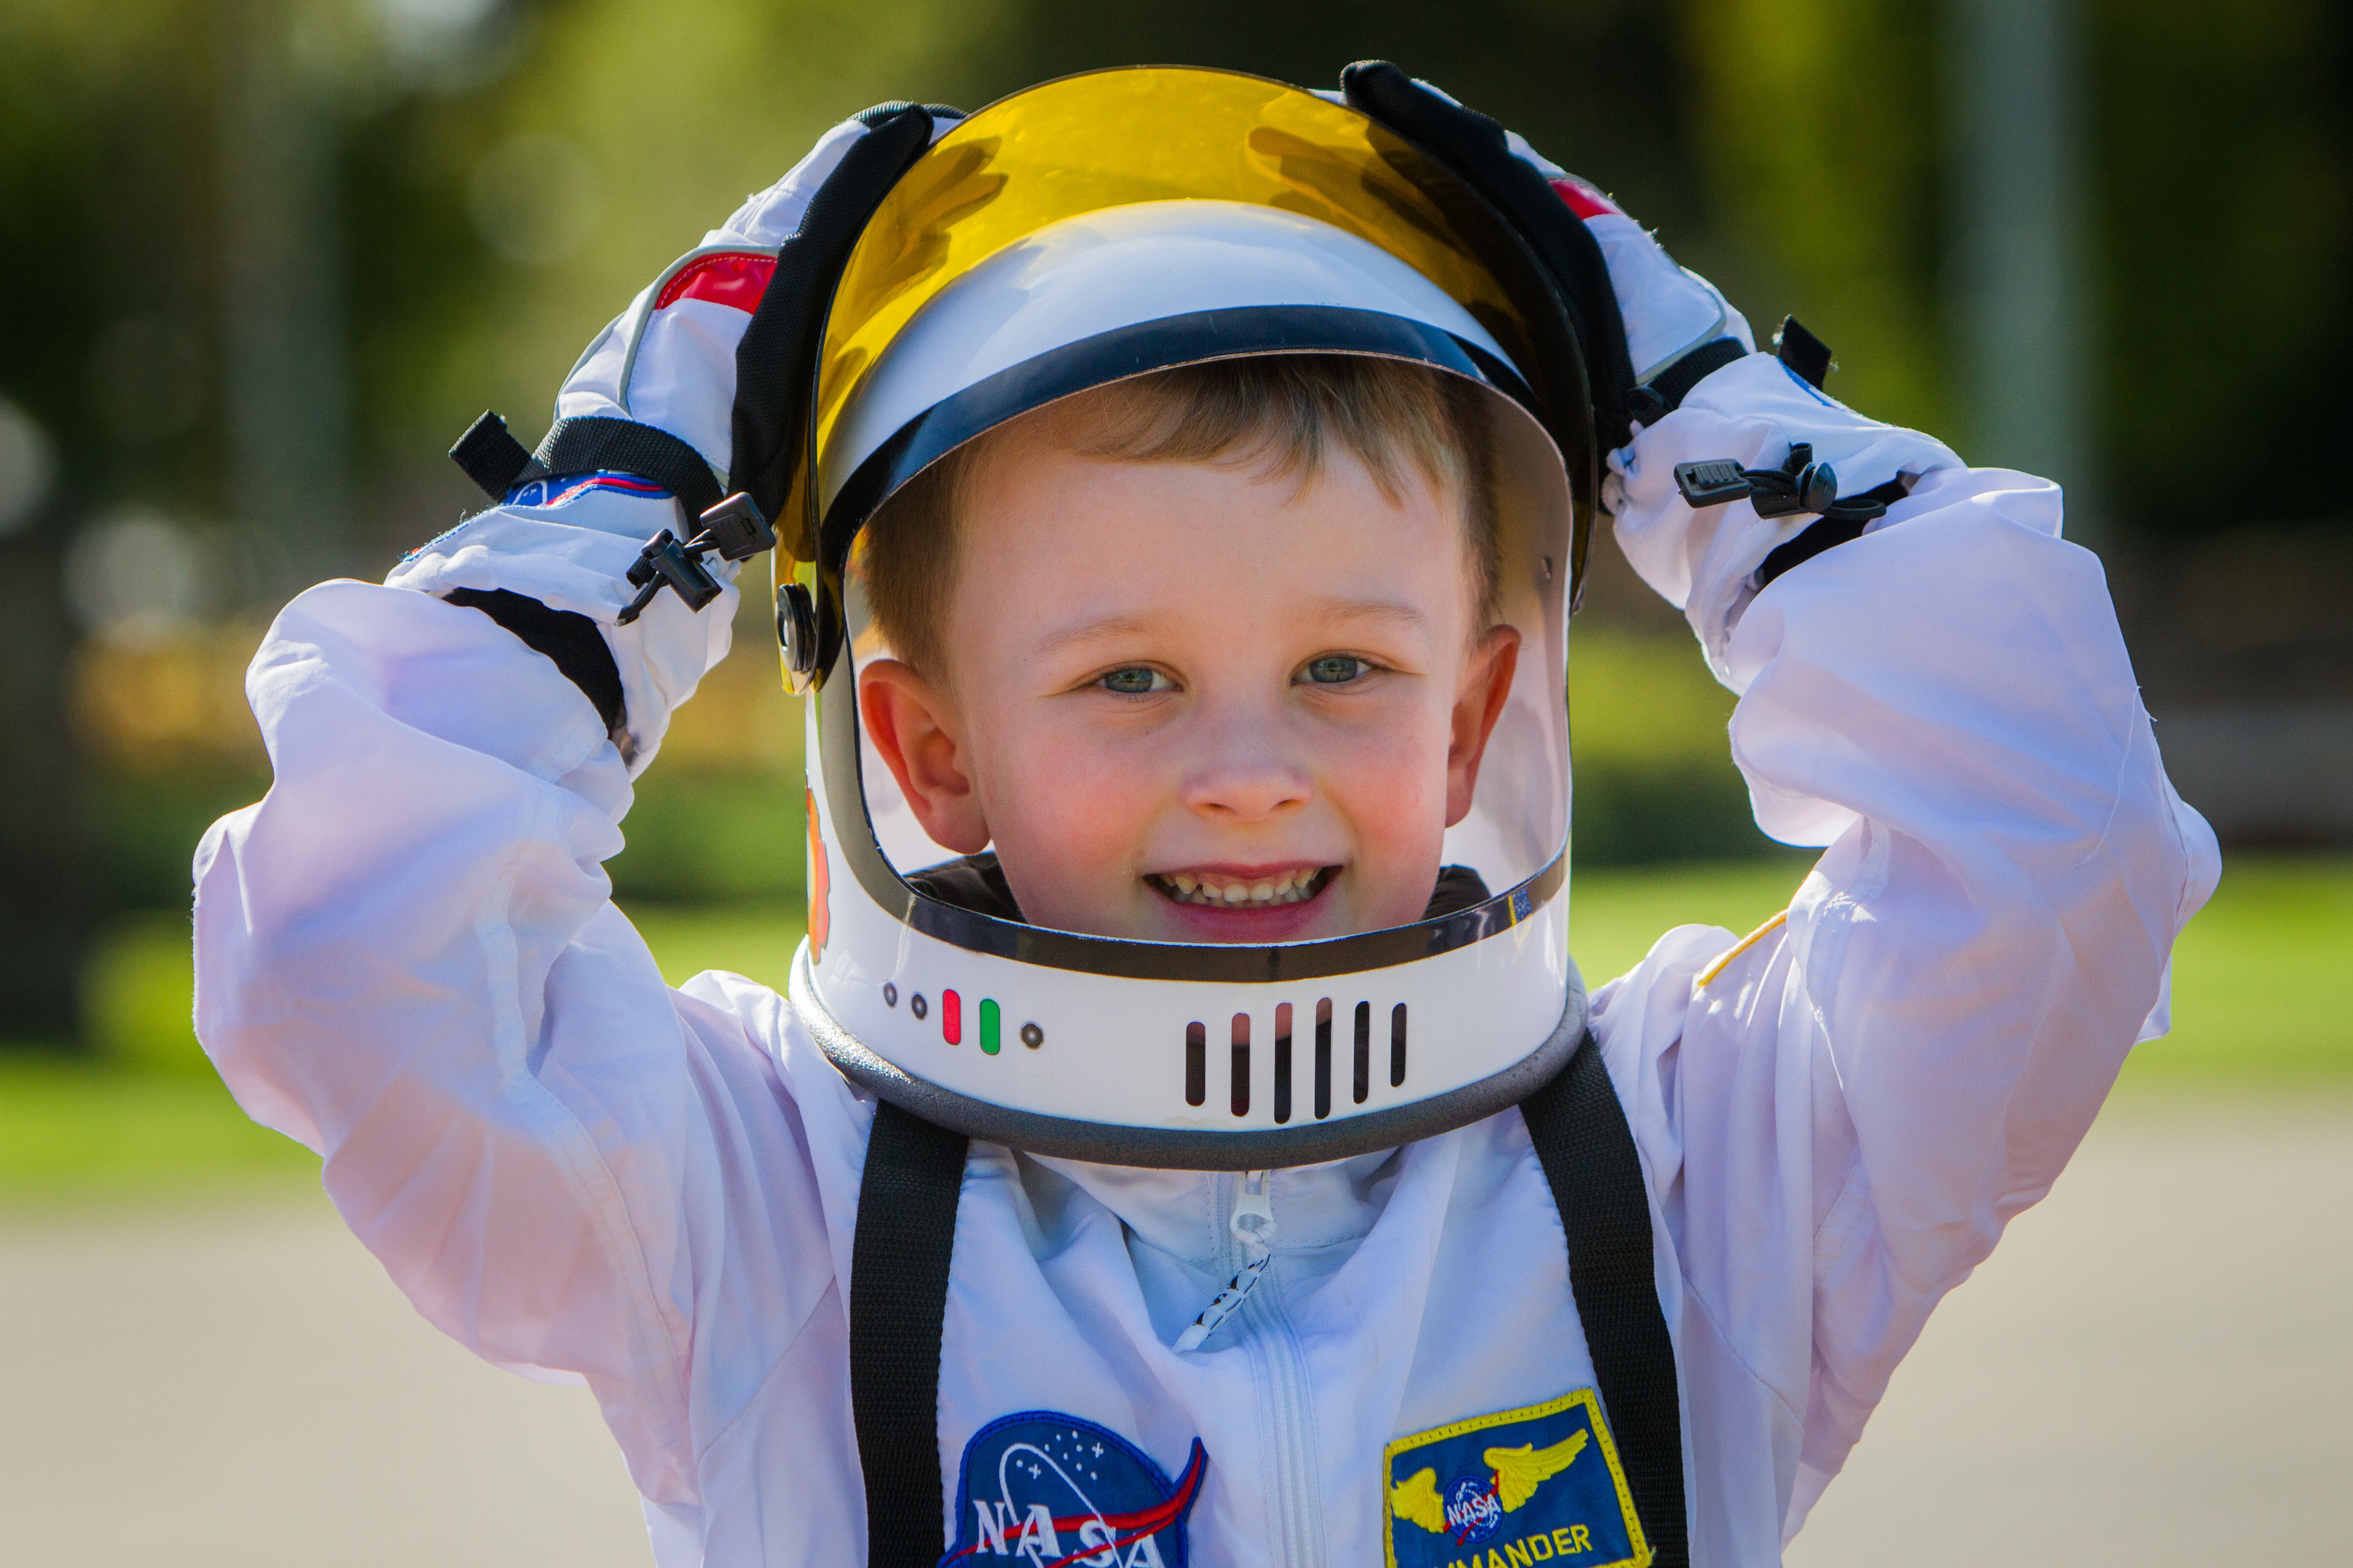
[979,998,1001,1055]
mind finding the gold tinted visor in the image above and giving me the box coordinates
[800,67,1562,531]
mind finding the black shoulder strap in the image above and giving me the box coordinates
[1519,1032,1689,1568]
[850,1101,970,1568]
[846,1034,1684,1568]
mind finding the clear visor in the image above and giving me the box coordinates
[795,68,1589,981]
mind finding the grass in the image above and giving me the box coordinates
[2113,855,2353,1089]
[5,856,2344,1202]
[1568,856,2353,1094]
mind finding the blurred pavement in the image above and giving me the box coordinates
[1785,1096,2353,1567]
[1,1197,646,1567]
[5,1098,2348,1567]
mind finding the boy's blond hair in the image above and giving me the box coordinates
[860,355,1499,679]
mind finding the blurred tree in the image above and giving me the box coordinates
[219,0,353,595]
[0,513,86,1046]
[0,1,223,499]
[0,0,219,1045]
[4,0,2348,1000]
[2090,0,2350,539]
[364,0,1008,559]
[1944,0,2097,538]
[1682,0,1946,433]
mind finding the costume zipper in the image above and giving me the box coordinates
[1183,1172,1326,1568]
[1175,1169,1276,1351]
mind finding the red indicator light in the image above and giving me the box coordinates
[942,989,962,1045]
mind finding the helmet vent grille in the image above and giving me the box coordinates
[1183,997,1401,1122]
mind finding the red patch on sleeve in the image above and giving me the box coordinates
[653,250,776,313]
[1549,178,1621,220]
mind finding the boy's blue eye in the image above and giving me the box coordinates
[1099,666,1171,695]
[1302,655,1371,686]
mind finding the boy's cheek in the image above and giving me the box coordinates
[1322,736,1453,920]
[985,727,1164,838]
[1003,833,1159,936]
[981,745,1159,927]
[1318,723,1451,825]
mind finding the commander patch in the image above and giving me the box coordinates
[1382,1391,1649,1568]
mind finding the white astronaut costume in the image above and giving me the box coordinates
[195,67,2217,1568]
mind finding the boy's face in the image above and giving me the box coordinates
[860,415,1520,944]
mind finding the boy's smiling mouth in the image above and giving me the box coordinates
[1148,865,1332,908]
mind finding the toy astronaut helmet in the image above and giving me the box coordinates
[783,66,1619,1167]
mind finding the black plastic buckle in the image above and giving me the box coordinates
[450,410,534,501]
[1671,443,1886,523]
[1671,458,1755,507]
[616,493,778,626]
[1774,316,1834,390]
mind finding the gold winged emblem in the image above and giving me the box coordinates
[1485,1431,1587,1510]
[1390,1467,1448,1533]
[1388,1429,1589,1533]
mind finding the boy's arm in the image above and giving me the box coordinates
[193,566,796,1508]
[191,113,926,1505]
[1538,163,2219,1530]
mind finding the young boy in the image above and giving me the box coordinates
[195,67,2217,1568]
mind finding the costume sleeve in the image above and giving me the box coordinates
[1591,353,2221,1540]
[191,489,837,1508]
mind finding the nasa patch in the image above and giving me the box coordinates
[1382,1390,1649,1568]
[942,1411,1207,1568]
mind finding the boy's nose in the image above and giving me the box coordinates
[1178,722,1312,824]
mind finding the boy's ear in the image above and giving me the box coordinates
[1444,624,1522,828]
[857,659,992,855]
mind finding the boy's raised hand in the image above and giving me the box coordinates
[393,104,955,769]
[1339,70,1967,676]
[1336,64,1754,444]
[546,103,960,522]
[1498,141,1756,413]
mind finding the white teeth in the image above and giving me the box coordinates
[1154,870,1325,907]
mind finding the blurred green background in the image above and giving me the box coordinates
[1,0,2347,1199]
